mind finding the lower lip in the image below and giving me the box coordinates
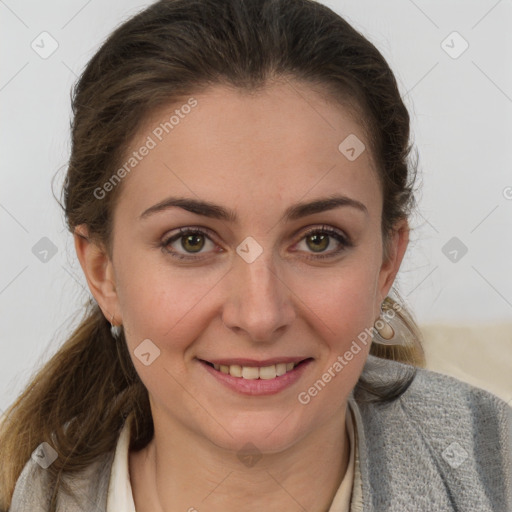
[198,359,313,396]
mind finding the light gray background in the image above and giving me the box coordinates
[1,0,511,413]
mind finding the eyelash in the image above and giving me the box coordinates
[294,226,353,260]
[161,225,352,261]
[161,227,218,261]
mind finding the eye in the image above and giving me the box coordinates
[305,232,330,252]
[293,225,352,259]
[180,233,207,252]
[161,227,219,260]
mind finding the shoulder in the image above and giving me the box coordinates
[360,354,511,420]
[8,448,114,511]
[357,355,512,448]
[352,355,512,511]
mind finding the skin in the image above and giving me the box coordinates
[74,79,409,511]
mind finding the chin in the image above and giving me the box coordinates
[202,411,310,456]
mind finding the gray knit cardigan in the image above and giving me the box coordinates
[7,355,512,511]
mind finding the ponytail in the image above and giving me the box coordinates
[0,300,152,511]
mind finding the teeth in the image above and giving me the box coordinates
[258,365,276,380]
[242,366,260,379]
[276,363,287,376]
[211,361,301,379]
[229,364,242,377]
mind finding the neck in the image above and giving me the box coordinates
[129,405,351,512]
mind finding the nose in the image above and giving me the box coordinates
[221,251,296,343]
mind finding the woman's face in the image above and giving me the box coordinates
[80,80,408,453]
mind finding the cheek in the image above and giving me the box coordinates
[288,260,378,394]
[294,271,376,404]
[292,261,379,341]
[114,251,224,354]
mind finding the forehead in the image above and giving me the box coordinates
[114,80,381,223]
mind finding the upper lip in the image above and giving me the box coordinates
[199,356,311,367]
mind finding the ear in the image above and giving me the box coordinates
[376,218,409,304]
[73,224,121,324]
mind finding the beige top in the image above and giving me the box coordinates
[106,402,363,511]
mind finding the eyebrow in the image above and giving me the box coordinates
[139,194,368,222]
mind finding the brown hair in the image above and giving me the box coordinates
[0,0,425,508]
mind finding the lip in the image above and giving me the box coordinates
[197,357,313,396]
[203,356,308,367]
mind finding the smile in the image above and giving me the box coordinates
[197,358,314,396]
[202,360,305,380]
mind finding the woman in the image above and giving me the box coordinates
[1,0,510,510]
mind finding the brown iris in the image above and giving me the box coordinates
[182,233,205,252]
[306,233,329,252]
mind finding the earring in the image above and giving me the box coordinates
[110,313,122,340]
[372,303,410,346]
